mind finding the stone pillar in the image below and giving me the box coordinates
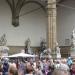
[47,0,57,50]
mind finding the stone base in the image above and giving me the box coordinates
[56,54,61,59]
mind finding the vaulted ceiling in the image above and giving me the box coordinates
[5,0,68,27]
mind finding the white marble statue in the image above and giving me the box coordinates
[70,29,75,58]
[56,43,60,54]
[71,28,75,47]
[0,34,9,57]
[47,48,52,59]
[56,42,61,59]
[72,29,75,39]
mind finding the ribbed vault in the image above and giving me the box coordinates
[6,0,46,27]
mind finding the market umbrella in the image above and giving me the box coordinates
[8,53,37,58]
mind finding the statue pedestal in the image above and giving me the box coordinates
[56,53,61,59]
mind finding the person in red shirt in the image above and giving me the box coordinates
[70,62,75,75]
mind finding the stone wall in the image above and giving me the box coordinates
[60,46,71,58]
[8,46,71,58]
[8,46,40,55]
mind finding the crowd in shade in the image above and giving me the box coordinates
[0,57,75,75]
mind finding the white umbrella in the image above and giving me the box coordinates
[8,53,37,58]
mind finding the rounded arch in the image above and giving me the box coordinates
[21,1,47,13]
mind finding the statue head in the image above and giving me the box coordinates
[72,28,75,33]
[55,41,59,47]
[25,38,30,45]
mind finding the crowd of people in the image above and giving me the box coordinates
[0,57,75,75]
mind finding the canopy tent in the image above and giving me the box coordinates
[8,53,37,58]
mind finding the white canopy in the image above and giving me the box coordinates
[8,53,37,58]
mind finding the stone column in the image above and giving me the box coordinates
[47,0,57,50]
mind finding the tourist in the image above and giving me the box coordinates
[25,62,34,75]
[35,66,43,75]
[18,61,25,75]
[70,62,75,75]
[0,62,3,75]
[2,60,9,75]
[8,65,18,75]
[47,66,54,75]
[67,57,73,68]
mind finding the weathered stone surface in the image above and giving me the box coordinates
[47,0,57,50]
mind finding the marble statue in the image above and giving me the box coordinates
[70,29,75,58]
[0,34,7,46]
[40,39,46,52]
[72,29,75,39]
[0,34,9,57]
[55,42,61,59]
[25,38,32,54]
[71,28,75,47]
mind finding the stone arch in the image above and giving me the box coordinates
[6,0,46,27]
[21,1,46,12]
